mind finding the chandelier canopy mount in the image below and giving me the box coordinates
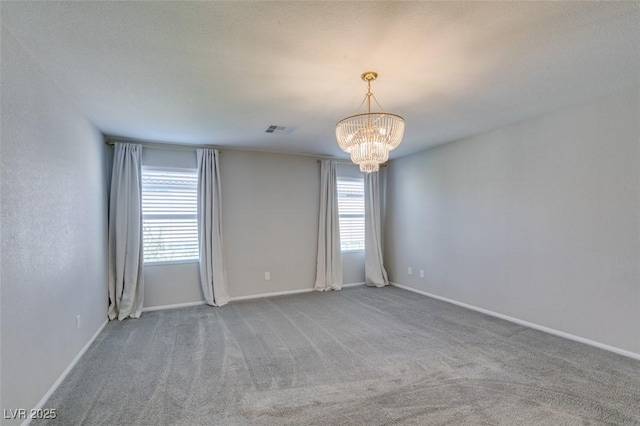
[361,71,378,82]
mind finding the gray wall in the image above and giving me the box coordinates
[385,89,640,354]
[140,148,365,308]
[1,27,108,421]
[221,150,320,298]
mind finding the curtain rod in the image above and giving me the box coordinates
[316,159,358,165]
[104,136,220,151]
[105,136,360,163]
[316,159,387,167]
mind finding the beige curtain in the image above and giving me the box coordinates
[314,160,343,291]
[197,149,230,306]
[108,143,144,320]
[364,171,389,287]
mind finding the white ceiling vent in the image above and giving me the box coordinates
[265,125,296,135]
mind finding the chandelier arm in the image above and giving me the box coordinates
[354,93,368,114]
[370,93,385,112]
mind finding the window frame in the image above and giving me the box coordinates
[141,165,200,265]
[337,177,365,253]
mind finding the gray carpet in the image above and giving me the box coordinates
[36,286,640,425]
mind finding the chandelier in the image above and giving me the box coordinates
[335,71,405,173]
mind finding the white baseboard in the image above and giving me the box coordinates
[23,319,108,426]
[390,282,640,362]
[142,300,207,312]
[230,282,366,302]
[143,283,366,311]
[230,288,314,302]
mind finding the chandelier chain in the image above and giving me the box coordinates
[366,78,372,114]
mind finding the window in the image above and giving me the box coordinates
[142,167,199,263]
[337,178,365,252]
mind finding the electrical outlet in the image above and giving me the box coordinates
[76,315,81,330]
[408,267,412,275]
[420,270,425,278]
[265,272,271,281]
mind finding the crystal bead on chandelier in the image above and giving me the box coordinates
[335,72,405,173]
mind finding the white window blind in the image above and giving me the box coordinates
[337,178,365,252]
[142,168,199,263]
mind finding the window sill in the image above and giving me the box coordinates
[144,259,200,267]
[341,249,364,254]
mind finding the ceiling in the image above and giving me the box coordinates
[2,1,639,159]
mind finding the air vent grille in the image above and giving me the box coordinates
[265,125,296,135]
